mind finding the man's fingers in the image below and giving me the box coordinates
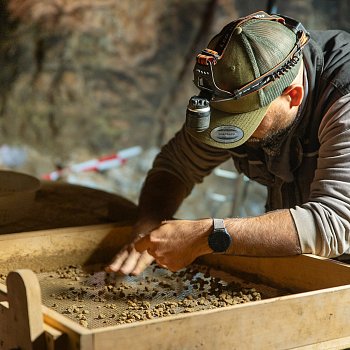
[105,244,141,274]
[131,251,155,275]
[134,234,151,253]
[118,249,141,275]
[105,249,129,272]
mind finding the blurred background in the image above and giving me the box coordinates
[0,0,349,220]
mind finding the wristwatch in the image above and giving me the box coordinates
[208,218,232,253]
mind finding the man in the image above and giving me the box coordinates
[107,11,350,274]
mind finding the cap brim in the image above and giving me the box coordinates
[186,105,269,149]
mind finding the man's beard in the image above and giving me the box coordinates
[247,124,292,149]
[246,111,299,151]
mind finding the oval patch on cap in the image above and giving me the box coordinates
[210,126,244,144]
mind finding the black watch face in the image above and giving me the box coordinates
[208,229,232,253]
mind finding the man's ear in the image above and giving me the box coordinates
[282,84,304,108]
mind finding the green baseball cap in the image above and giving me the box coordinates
[186,15,303,149]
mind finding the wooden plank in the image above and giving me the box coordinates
[0,224,133,273]
[200,254,350,292]
[0,223,120,243]
[296,335,350,350]
[91,285,350,350]
[0,292,9,350]
[43,305,93,350]
[43,323,69,350]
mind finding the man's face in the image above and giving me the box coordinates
[246,95,298,147]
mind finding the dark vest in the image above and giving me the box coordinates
[228,30,350,211]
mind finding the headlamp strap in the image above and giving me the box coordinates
[193,11,310,101]
[196,11,286,66]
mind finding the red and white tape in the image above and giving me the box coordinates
[42,146,142,181]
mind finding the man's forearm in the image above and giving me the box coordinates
[136,172,302,259]
[225,209,302,256]
[137,171,188,224]
[134,210,302,272]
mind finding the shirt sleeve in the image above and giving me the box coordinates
[147,125,232,196]
[290,93,350,257]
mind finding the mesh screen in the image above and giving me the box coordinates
[37,263,287,329]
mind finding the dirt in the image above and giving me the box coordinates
[35,262,270,329]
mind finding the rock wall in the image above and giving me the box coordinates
[1,0,210,165]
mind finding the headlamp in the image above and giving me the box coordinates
[185,92,211,132]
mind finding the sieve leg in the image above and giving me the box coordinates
[0,269,47,350]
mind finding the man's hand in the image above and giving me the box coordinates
[134,219,212,271]
[105,242,154,275]
[107,170,190,274]
[105,220,160,275]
